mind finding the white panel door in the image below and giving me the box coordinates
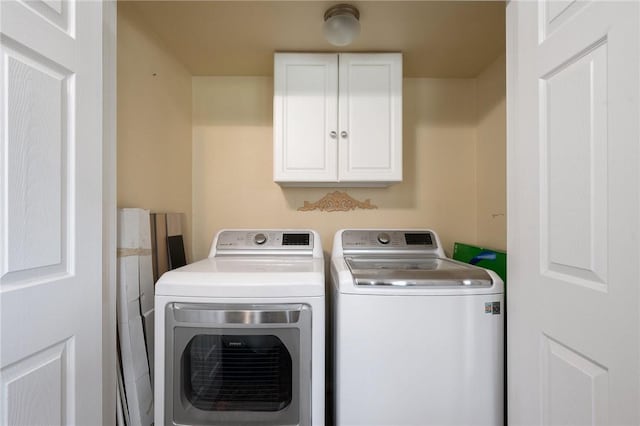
[338,53,402,184]
[273,53,338,183]
[508,1,639,424]
[0,0,103,424]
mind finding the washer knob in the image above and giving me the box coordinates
[254,233,267,245]
[377,232,391,245]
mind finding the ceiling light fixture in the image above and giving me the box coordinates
[323,4,360,47]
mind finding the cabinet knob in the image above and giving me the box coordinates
[330,131,337,139]
[341,131,348,138]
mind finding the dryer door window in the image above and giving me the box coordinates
[182,334,293,412]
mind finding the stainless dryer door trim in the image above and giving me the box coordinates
[164,303,312,426]
[172,303,304,325]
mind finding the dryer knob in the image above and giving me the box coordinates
[254,233,267,245]
[377,232,391,245]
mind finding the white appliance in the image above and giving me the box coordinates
[331,229,504,426]
[155,229,325,426]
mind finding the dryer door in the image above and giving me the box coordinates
[165,303,312,426]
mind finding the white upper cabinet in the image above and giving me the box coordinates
[274,53,402,186]
[274,54,338,183]
[337,54,403,184]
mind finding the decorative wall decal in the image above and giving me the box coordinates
[298,191,378,212]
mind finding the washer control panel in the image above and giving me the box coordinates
[342,230,437,251]
[216,230,313,251]
[377,232,391,245]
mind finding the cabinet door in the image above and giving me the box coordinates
[338,53,402,184]
[274,53,338,183]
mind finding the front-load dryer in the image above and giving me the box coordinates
[155,229,324,426]
[331,229,504,426]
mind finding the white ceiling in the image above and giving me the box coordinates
[125,1,505,78]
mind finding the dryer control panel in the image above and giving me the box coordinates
[215,230,314,252]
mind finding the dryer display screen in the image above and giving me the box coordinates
[282,233,310,246]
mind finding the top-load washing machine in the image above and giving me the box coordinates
[331,229,504,426]
[155,229,325,426]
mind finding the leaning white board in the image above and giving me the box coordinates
[117,208,154,426]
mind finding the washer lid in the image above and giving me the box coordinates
[345,256,493,287]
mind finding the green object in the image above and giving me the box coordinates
[452,242,507,285]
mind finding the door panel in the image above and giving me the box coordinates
[508,1,639,425]
[342,63,391,169]
[2,339,73,424]
[338,53,402,183]
[541,39,608,289]
[273,53,338,183]
[4,40,69,280]
[541,0,589,41]
[0,0,103,424]
[541,335,609,426]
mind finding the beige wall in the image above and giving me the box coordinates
[192,77,479,260]
[117,4,193,259]
[117,10,506,260]
[476,55,506,251]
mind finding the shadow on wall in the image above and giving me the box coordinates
[476,56,506,124]
[192,76,273,127]
[217,76,480,212]
[191,75,488,260]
